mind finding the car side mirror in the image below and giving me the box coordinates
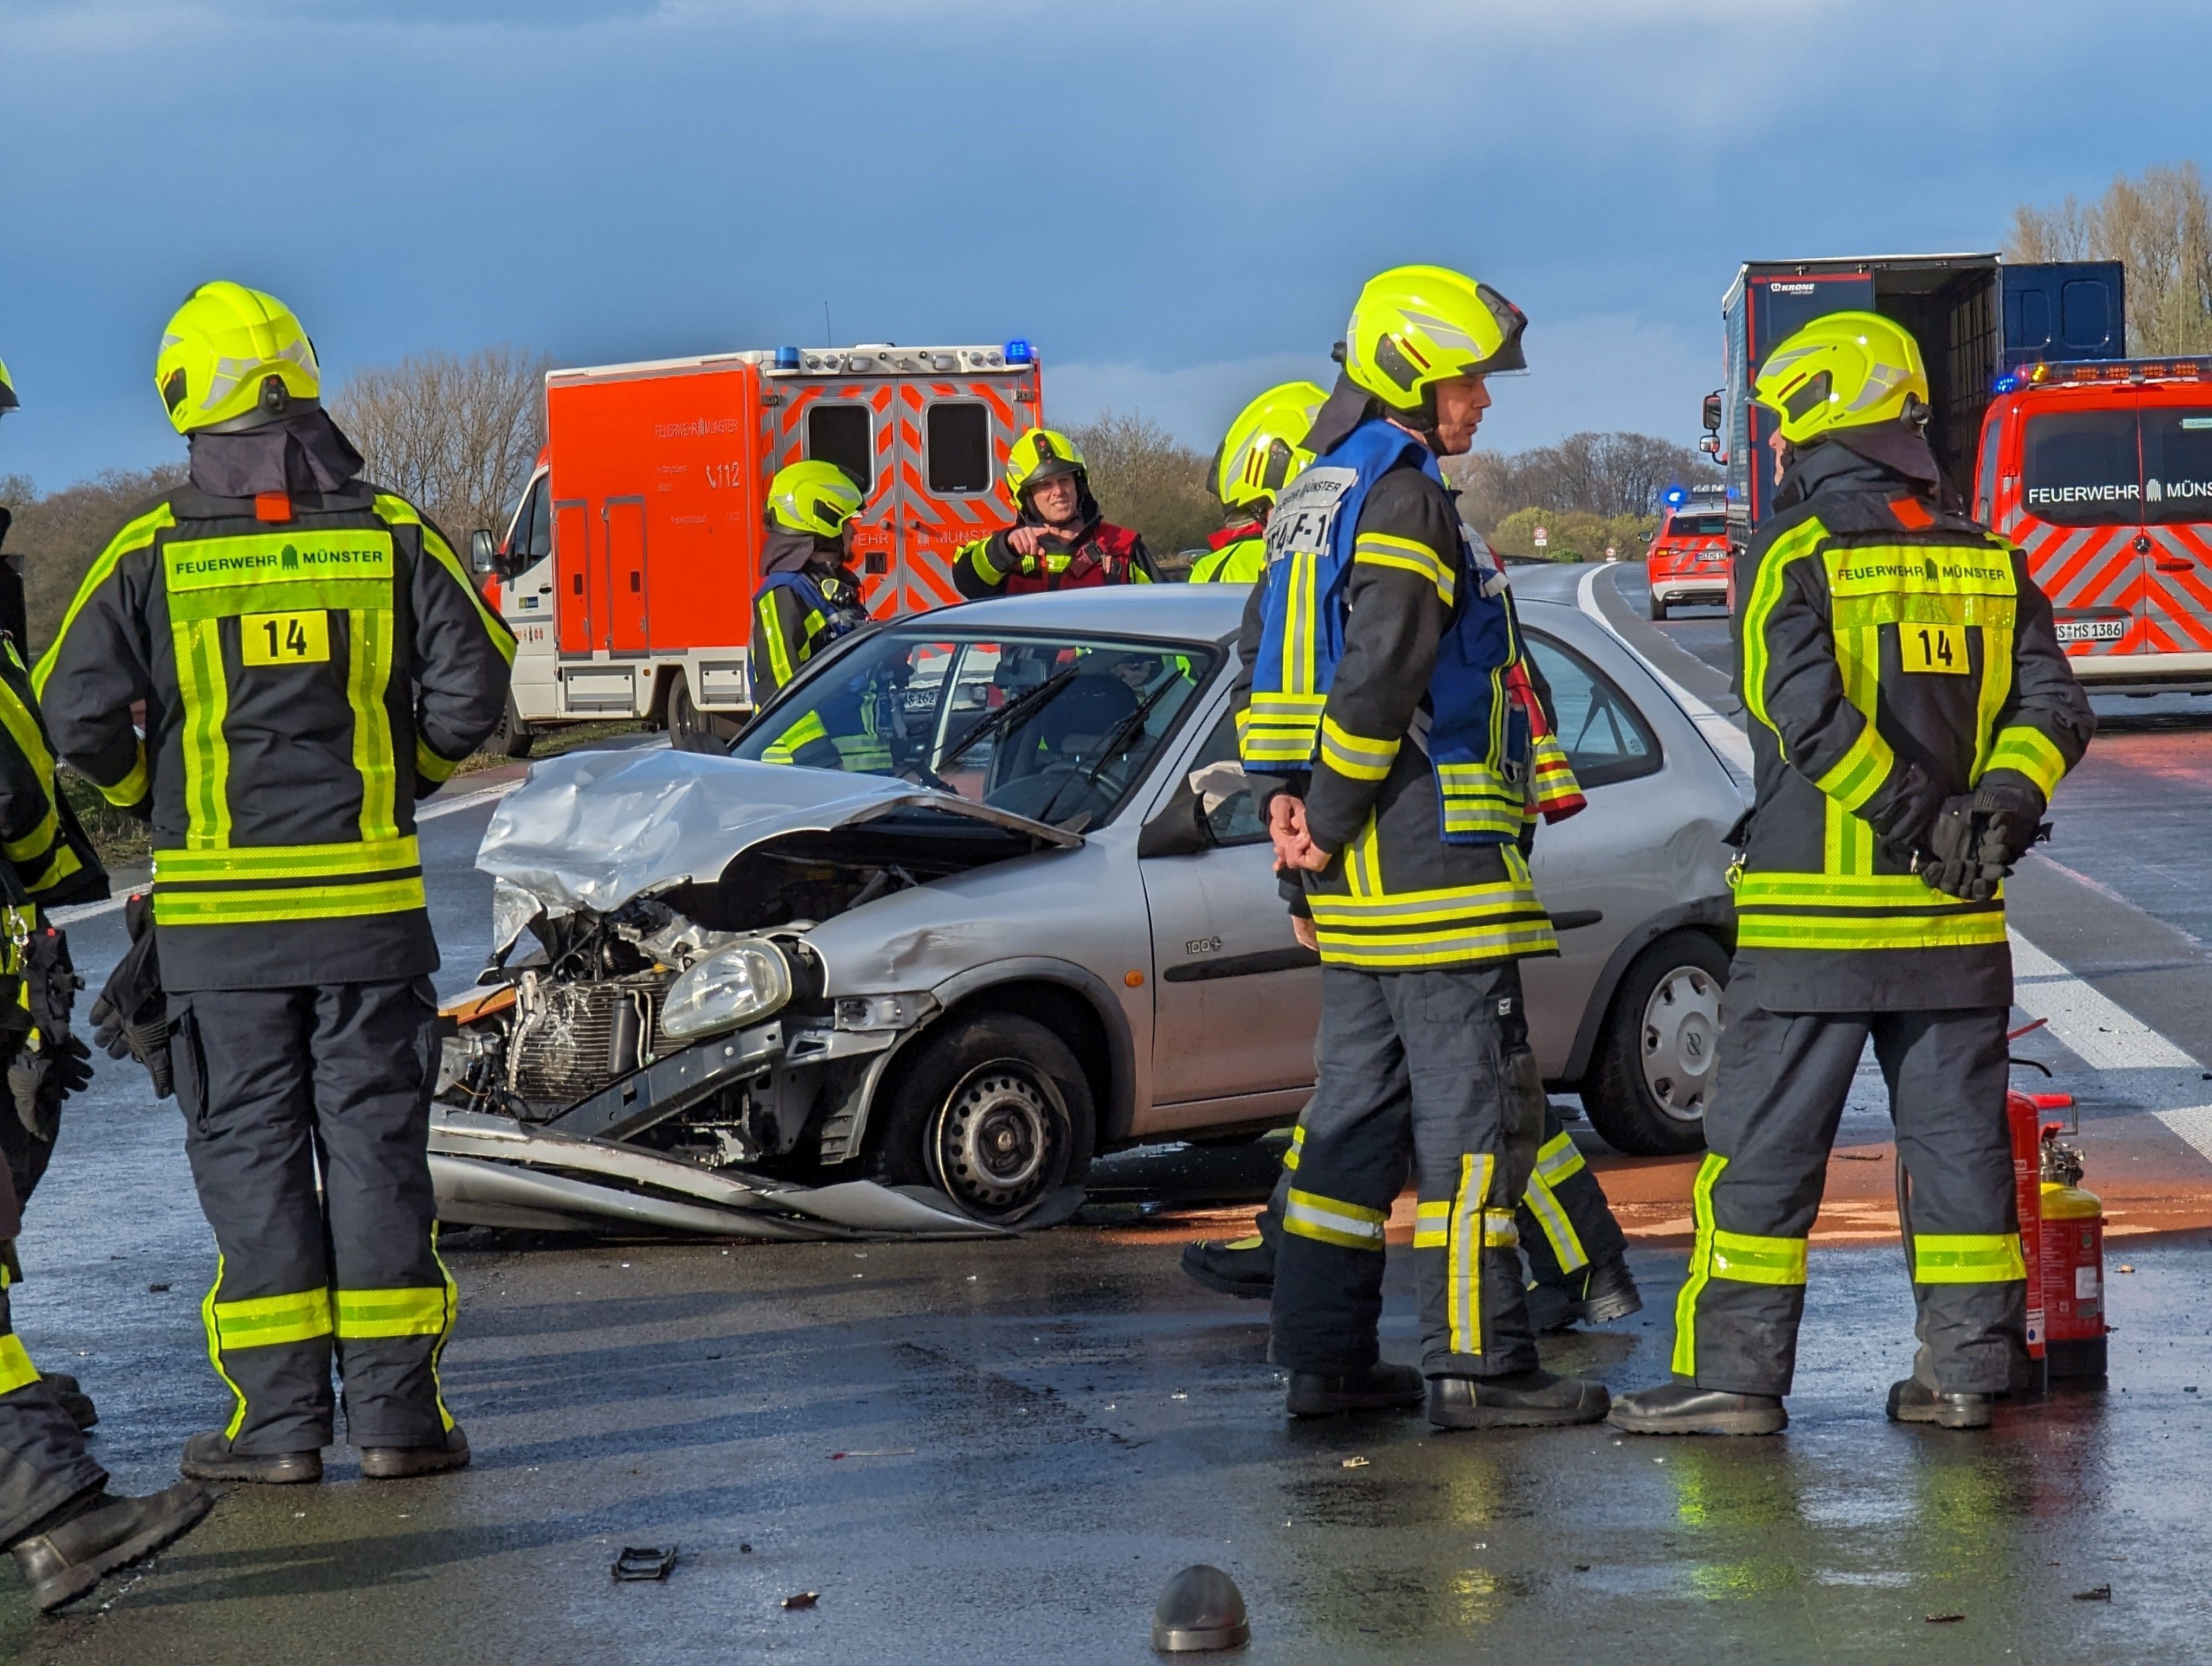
[1137,781,1216,859]
[469,529,499,573]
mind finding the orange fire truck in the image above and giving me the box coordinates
[473,341,1045,749]
[1977,356,2212,691]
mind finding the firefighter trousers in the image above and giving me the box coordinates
[1674,960,2024,1398]
[0,1279,105,1546]
[1271,963,1544,1379]
[1256,1105,1628,1287]
[170,978,458,1454]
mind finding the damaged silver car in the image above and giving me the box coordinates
[431,586,1744,1239]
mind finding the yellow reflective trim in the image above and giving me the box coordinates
[1983,726,2067,800]
[1534,1130,1586,1186]
[1521,1169,1588,1273]
[21,843,82,898]
[763,709,830,766]
[163,530,394,595]
[428,1222,459,1432]
[1318,715,1398,781]
[33,501,177,698]
[201,1255,247,1439]
[1284,1124,1304,1173]
[758,593,795,688]
[1711,1229,1808,1286]
[1,804,57,869]
[961,537,1005,586]
[1283,1187,1387,1251]
[1739,520,1827,748]
[173,616,232,848]
[1353,531,1456,605]
[153,876,426,926]
[1734,909,2008,951]
[0,1333,39,1396]
[1413,1199,1450,1250]
[1912,1233,2027,1284]
[1483,1209,1520,1248]
[1671,1152,1726,1377]
[1812,718,1894,813]
[1825,543,2015,599]
[335,1285,453,1340]
[415,736,460,784]
[1447,1152,1491,1354]
[100,742,150,808]
[349,607,398,842]
[155,836,421,882]
[213,1286,334,1349]
[0,683,63,872]
[374,495,517,666]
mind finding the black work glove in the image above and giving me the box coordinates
[1865,762,1944,869]
[1970,779,2048,868]
[88,894,173,1100]
[1918,781,2050,901]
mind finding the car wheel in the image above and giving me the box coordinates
[1649,592,1670,621]
[869,1013,1095,1224]
[666,676,719,754]
[491,694,534,759]
[1582,930,1727,1156]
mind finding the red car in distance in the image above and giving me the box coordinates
[1645,488,1730,619]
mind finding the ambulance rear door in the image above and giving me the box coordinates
[770,373,899,613]
[890,377,1027,614]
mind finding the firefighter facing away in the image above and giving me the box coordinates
[37,282,517,1483]
[1609,312,2093,1437]
[751,459,871,704]
[953,427,1158,595]
[0,354,216,1614]
[1237,265,1609,1428]
[1188,381,1327,584]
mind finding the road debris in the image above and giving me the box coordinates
[612,1545,678,1581]
[829,1449,915,1459]
[1340,1456,1370,1469]
[2073,1585,2113,1602]
[1925,1613,1965,1624]
[782,1591,820,1610]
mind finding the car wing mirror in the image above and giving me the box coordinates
[469,529,499,573]
[1137,780,1216,859]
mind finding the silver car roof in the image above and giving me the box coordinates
[910,585,1249,643]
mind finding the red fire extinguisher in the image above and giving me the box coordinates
[2007,1087,2107,1383]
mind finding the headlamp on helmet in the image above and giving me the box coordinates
[1003,427,1088,508]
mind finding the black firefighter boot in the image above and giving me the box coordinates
[1607,1379,1788,1437]
[1886,1378,1994,1430]
[1429,1369,1611,1430]
[1285,1364,1425,1418]
[1523,1255,1644,1334]
[1180,1233,1275,1300]
[41,1374,97,1432]
[181,1431,324,1485]
[9,1482,216,1614]
[360,1423,471,1479]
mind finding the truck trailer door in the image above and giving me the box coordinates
[2002,263,2126,370]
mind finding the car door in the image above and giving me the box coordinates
[1517,627,1671,1078]
[1137,705,1320,1129]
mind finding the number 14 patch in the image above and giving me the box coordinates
[241,610,331,666]
[1900,623,1967,675]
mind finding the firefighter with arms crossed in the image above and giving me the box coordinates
[953,428,1158,595]
[1239,266,1609,1428]
[1610,313,2093,1436]
[38,283,516,1484]
[0,354,215,1614]
[1188,381,1327,584]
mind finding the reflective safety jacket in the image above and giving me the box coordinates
[35,480,517,991]
[0,640,105,910]
[1188,526,1265,585]
[751,564,868,703]
[1732,441,2092,1010]
[953,519,1157,596]
[1233,415,1554,972]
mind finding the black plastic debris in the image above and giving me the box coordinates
[2073,1585,2113,1603]
[612,1545,678,1581]
[1153,1565,1249,1653]
[782,1591,820,1610]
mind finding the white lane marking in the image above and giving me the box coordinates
[1574,565,1753,778]
[45,778,524,926]
[2008,929,2212,1165]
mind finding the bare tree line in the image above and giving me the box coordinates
[2011,162,2212,356]
[331,345,550,544]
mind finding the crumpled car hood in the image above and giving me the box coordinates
[477,748,1082,918]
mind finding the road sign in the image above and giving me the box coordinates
[1533,526,1548,548]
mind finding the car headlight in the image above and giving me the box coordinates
[660,938,794,1039]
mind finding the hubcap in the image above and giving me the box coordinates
[935,1063,1060,1213]
[1641,966,1720,1124]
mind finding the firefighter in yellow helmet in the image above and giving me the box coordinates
[953,428,1158,597]
[1610,311,2093,1437]
[0,353,217,1612]
[37,282,516,1486]
[751,460,871,706]
[1190,381,1326,584]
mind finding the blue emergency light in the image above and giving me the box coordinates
[1005,338,1034,366]
[775,346,801,370]
[1664,486,1686,508]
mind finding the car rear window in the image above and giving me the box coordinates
[1666,514,1727,538]
[2021,410,2140,526]
[2141,408,2212,524]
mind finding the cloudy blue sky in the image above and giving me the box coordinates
[1,0,2204,491]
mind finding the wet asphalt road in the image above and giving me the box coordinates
[7,601,2212,1659]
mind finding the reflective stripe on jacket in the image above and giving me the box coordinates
[751,568,866,703]
[34,482,516,989]
[0,639,104,908]
[953,521,1157,596]
[1188,531,1265,584]
[1733,454,2091,1010]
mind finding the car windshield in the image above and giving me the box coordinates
[733,629,1219,829]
